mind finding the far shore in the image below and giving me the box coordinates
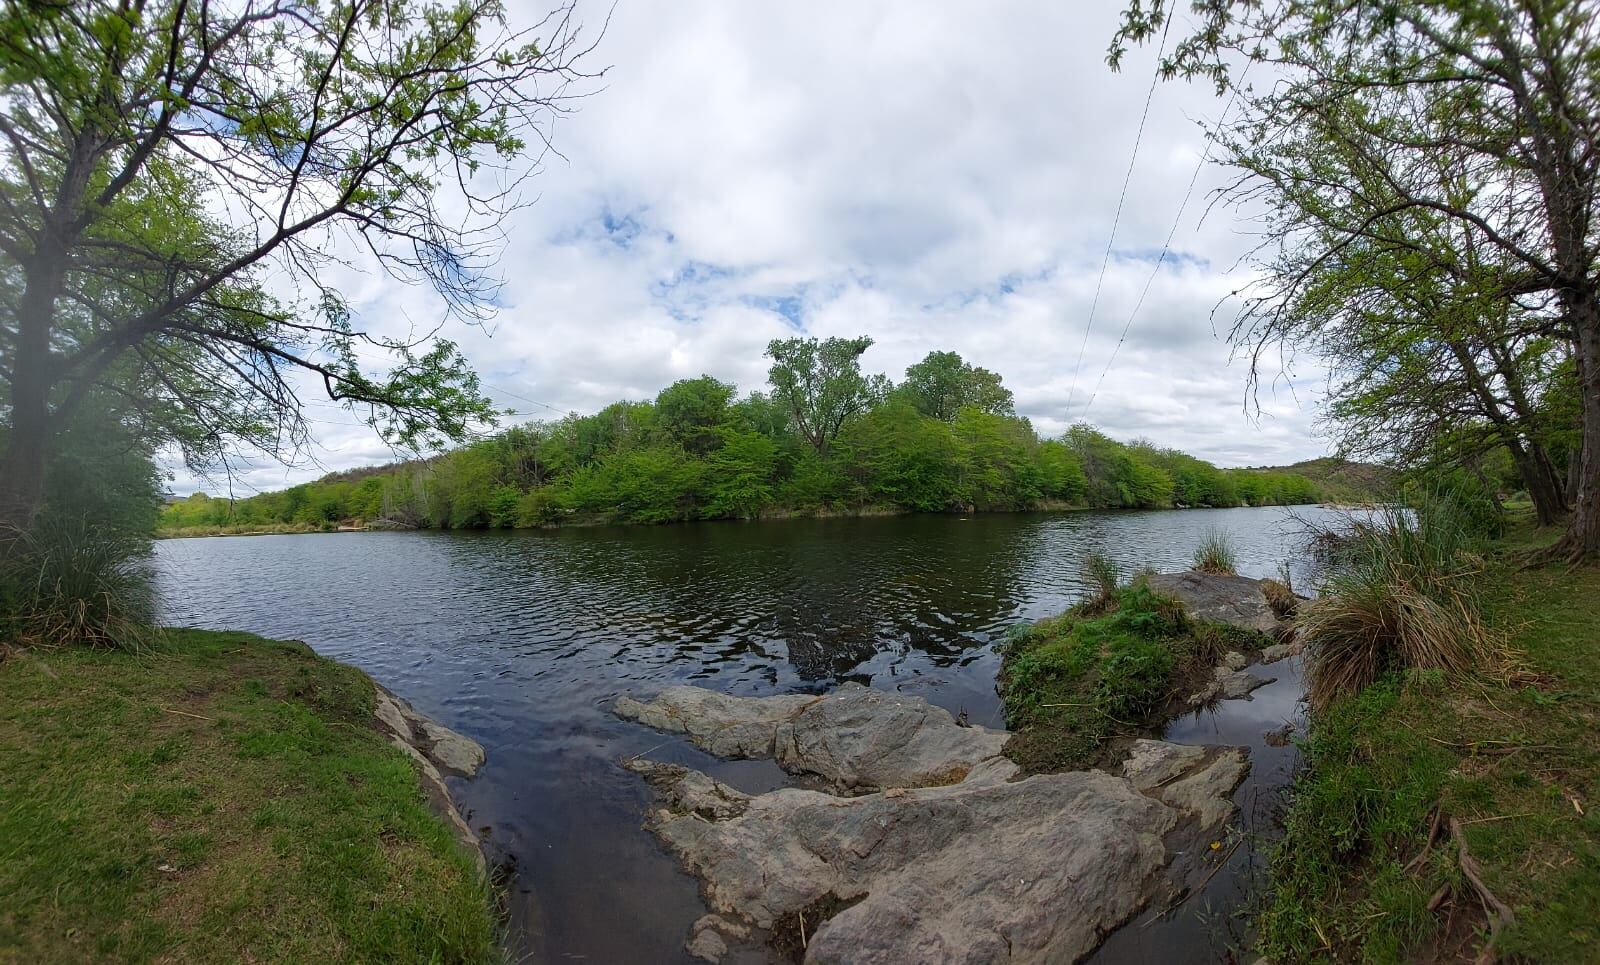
[155,498,1335,539]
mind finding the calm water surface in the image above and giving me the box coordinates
[155,506,1327,963]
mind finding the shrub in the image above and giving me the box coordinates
[0,515,157,650]
[1193,529,1237,575]
[1299,494,1506,713]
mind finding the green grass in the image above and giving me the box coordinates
[1000,581,1231,772]
[1258,513,1600,962]
[0,629,499,964]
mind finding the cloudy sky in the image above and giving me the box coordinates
[170,1,1332,497]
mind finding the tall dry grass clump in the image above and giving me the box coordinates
[1299,496,1506,713]
[1192,529,1238,575]
[1,515,157,650]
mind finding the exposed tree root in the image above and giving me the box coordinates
[1449,815,1515,965]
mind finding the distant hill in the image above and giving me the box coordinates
[1255,457,1395,504]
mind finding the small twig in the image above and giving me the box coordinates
[1460,811,1536,826]
[1427,883,1451,912]
[799,909,807,949]
[1139,837,1243,928]
[161,707,214,721]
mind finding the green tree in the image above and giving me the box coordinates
[899,351,1016,421]
[654,376,736,455]
[1113,0,1600,559]
[765,336,889,454]
[0,0,590,532]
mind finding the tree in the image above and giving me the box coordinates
[1113,0,1600,560]
[765,336,888,454]
[654,376,735,454]
[898,351,1009,422]
[0,0,594,531]
[898,351,1016,421]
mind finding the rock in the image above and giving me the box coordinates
[416,718,486,776]
[1151,748,1249,827]
[1216,669,1276,700]
[1222,651,1249,671]
[620,686,1256,962]
[1260,640,1304,664]
[628,760,1179,963]
[615,688,817,758]
[1119,740,1249,828]
[686,925,729,962]
[617,683,1010,792]
[1145,571,1283,634]
[1121,739,1207,789]
[1263,724,1296,747]
[373,686,487,874]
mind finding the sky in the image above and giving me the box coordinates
[167,1,1332,497]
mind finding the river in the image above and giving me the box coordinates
[154,504,1329,963]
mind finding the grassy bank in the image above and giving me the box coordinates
[0,630,499,964]
[1259,517,1600,961]
[999,578,1266,773]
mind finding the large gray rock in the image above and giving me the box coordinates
[1145,571,1284,635]
[628,760,1178,963]
[616,683,1009,791]
[617,684,1253,963]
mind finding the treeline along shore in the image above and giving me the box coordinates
[161,341,1332,536]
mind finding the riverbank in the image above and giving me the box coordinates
[0,630,499,963]
[1258,514,1600,961]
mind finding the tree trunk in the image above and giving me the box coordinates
[0,253,65,535]
[1558,295,1600,561]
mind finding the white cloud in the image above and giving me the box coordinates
[165,1,1331,495]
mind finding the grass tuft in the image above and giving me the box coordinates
[1079,551,1122,613]
[1192,529,1238,575]
[1,515,158,650]
[1299,495,1509,713]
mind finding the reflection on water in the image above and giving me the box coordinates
[155,506,1331,963]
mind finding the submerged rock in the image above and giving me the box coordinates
[1146,571,1286,635]
[615,684,1251,963]
[1260,640,1305,664]
[616,682,1009,792]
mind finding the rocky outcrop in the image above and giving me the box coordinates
[615,682,1011,792]
[1146,570,1288,635]
[629,759,1177,963]
[615,685,1250,963]
[374,685,486,874]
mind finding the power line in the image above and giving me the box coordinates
[1063,10,1174,423]
[1081,61,1254,416]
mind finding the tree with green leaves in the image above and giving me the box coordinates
[898,351,1015,422]
[765,336,889,454]
[654,376,735,455]
[0,0,594,533]
[1113,0,1600,560]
